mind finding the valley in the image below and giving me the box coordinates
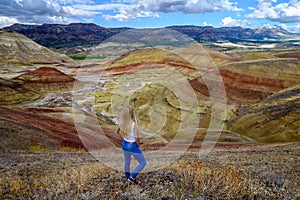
[0,24,299,199]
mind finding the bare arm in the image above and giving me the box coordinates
[134,123,140,145]
[115,126,120,136]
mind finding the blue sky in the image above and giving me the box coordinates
[1,0,300,32]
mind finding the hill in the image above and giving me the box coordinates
[0,78,41,105]
[13,67,78,94]
[0,67,79,105]
[0,26,299,146]
[0,106,84,150]
[93,47,203,136]
[0,30,71,65]
[104,48,198,77]
[93,44,300,143]
[228,84,300,142]
[219,58,300,103]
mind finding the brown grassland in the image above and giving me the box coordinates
[0,142,299,199]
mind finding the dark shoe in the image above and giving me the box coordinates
[127,177,138,184]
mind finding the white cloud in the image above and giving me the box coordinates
[0,0,98,27]
[0,16,19,28]
[220,16,251,27]
[262,23,274,29]
[101,0,242,22]
[280,23,300,33]
[103,5,159,22]
[203,21,213,26]
[47,15,80,24]
[61,6,99,17]
[0,0,243,27]
[55,0,94,5]
[73,3,128,11]
[247,0,300,23]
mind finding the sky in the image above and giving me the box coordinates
[1,0,300,33]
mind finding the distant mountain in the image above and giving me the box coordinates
[2,23,293,53]
[2,23,130,50]
[167,25,290,42]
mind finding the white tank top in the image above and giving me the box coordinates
[123,122,136,142]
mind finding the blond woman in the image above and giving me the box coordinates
[115,106,146,184]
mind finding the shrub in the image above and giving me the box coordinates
[172,160,248,199]
[28,145,48,152]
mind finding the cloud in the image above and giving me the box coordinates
[103,7,159,22]
[56,0,95,5]
[247,0,300,23]
[0,0,97,27]
[101,0,243,22]
[203,22,213,26]
[220,16,251,27]
[0,0,244,27]
[280,23,300,33]
[61,6,98,17]
[0,16,19,28]
[73,3,128,11]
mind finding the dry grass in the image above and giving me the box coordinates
[0,161,109,199]
[172,160,247,199]
[0,143,299,199]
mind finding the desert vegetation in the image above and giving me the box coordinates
[0,143,299,199]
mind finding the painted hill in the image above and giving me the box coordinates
[0,30,71,65]
[93,46,208,137]
[0,25,299,147]
[92,45,238,144]
[93,44,300,143]
[13,67,77,93]
[0,78,40,105]
[228,84,300,142]
[0,105,124,151]
[104,48,198,77]
[15,67,75,83]
[220,58,300,103]
[0,106,84,150]
[0,67,78,105]
[191,57,300,103]
[174,44,236,67]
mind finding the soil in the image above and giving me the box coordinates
[0,142,299,199]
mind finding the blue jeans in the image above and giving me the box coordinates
[122,140,146,179]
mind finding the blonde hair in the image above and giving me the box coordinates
[119,106,138,138]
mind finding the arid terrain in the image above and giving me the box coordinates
[0,143,299,199]
[0,25,299,199]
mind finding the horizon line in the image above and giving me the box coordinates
[2,22,291,32]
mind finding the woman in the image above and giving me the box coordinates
[116,106,146,184]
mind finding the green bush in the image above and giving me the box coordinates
[28,145,48,152]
